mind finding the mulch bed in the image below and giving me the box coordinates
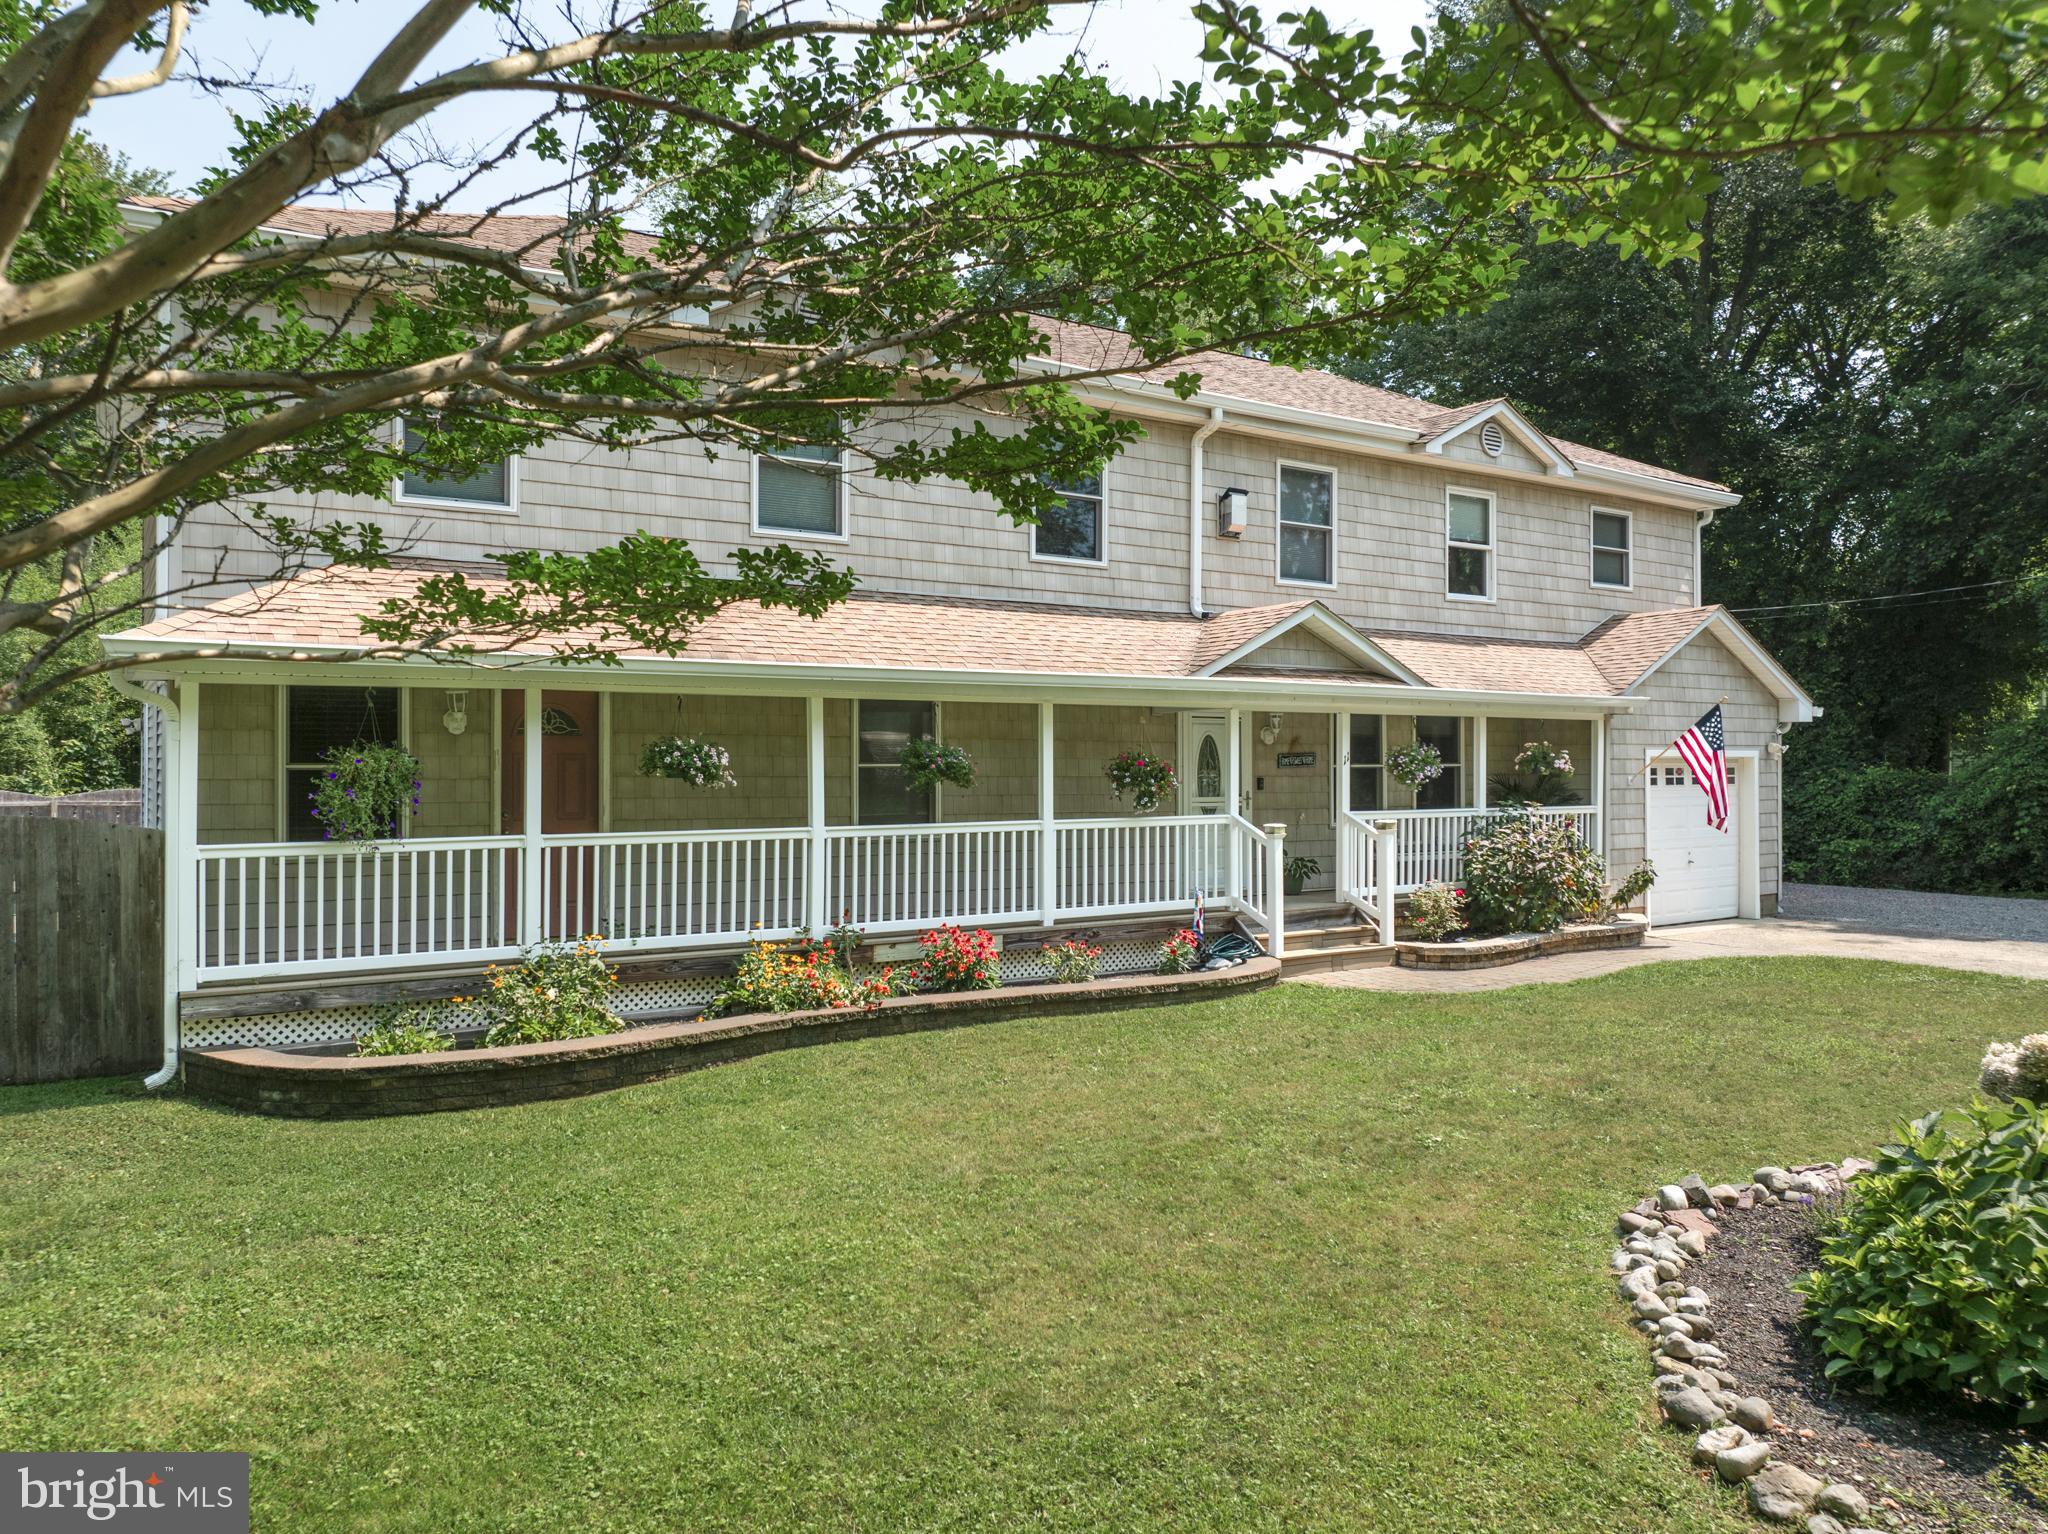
[1701,1201,2047,1533]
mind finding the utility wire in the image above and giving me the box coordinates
[1727,573,2046,617]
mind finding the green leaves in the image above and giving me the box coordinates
[1797,1097,2048,1420]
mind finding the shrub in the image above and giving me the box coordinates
[1459,808,1605,935]
[1157,927,1200,974]
[914,925,1000,991]
[354,1003,458,1057]
[1796,1100,2048,1423]
[1981,1034,2048,1101]
[899,737,975,790]
[706,931,896,1017]
[1406,882,1464,941]
[1045,938,1103,984]
[307,741,421,842]
[1607,861,1657,916]
[638,734,736,788]
[1105,751,1177,812]
[477,936,622,1046]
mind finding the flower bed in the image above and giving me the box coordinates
[1394,914,1646,969]
[181,957,1282,1118]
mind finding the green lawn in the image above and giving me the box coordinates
[0,958,2027,1533]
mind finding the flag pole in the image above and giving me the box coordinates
[1626,695,1728,783]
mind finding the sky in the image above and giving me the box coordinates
[88,0,1439,211]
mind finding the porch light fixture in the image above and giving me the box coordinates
[442,690,470,736]
[1217,486,1249,538]
[1259,713,1282,747]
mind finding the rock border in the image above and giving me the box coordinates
[181,955,1282,1118]
[1397,914,1646,970]
[1613,1160,1887,1533]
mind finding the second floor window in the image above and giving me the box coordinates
[284,686,401,840]
[754,442,845,538]
[1278,464,1334,585]
[1033,473,1105,563]
[399,421,512,508]
[1447,489,1494,600]
[1591,509,1632,588]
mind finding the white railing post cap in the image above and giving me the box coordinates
[1372,819,1396,832]
[1262,821,1288,840]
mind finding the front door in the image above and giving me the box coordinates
[1181,713,1230,894]
[501,691,602,939]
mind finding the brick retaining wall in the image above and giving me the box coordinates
[1396,918,1646,970]
[183,958,1282,1118]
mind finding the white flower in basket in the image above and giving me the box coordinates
[638,734,737,788]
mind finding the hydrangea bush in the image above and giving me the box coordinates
[307,742,422,842]
[899,737,976,791]
[1797,1100,2048,1423]
[1105,751,1177,812]
[638,734,736,788]
[477,936,622,1046]
[1981,1034,2048,1101]
[1459,808,1607,935]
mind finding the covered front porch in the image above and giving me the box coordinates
[165,677,1609,993]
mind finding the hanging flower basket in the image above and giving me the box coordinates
[307,742,423,843]
[1514,740,1573,778]
[639,734,737,788]
[1387,740,1444,790]
[1105,750,1177,812]
[899,736,976,791]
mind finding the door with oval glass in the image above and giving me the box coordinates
[1181,712,1230,894]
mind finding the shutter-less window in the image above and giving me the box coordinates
[1279,466,1334,584]
[756,444,843,535]
[284,687,402,840]
[1034,473,1104,562]
[1591,510,1631,587]
[400,423,510,505]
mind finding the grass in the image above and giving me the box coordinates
[0,957,2031,1533]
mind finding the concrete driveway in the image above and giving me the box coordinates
[1302,910,2048,993]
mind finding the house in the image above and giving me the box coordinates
[107,207,1817,1066]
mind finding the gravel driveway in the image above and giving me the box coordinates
[1781,882,2048,942]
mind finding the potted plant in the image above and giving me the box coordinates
[1284,853,1321,897]
[1386,739,1444,791]
[307,741,423,844]
[638,734,737,788]
[1106,751,1177,812]
[900,736,976,791]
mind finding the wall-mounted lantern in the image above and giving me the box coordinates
[1217,486,1249,539]
[442,690,470,736]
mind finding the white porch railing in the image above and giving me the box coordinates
[1054,815,1233,919]
[1378,806,1599,892]
[540,829,812,949]
[193,837,522,979]
[825,821,1039,932]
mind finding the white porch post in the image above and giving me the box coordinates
[147,679,199,1087]
[1593,713,1609,856]
[1263,820,1288,959]
[1374,817,1397,946]
[1334,711,1353,898]
[1038,701,1057,924]
[1226,708,1243,902]
[807,695,828,931]
[520,684,544,946]
[1473,715,1488,812]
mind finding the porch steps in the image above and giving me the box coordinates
[1240,909,1397,975]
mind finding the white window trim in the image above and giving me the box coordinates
[751,444,851,544]
[277,683,410,841]
[1590,505,1634,591]
[390,419,519,516]
[852,698,943,825]
[1275,458,1338,589]
[1029,461,1111,568]
[1445,485,1497,604]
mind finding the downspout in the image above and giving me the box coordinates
[1694,509,1716,606]
[1189,406,1225,617]
[110,674,181,1089]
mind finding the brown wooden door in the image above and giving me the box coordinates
[501,692,602,940]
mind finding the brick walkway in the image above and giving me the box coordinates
[1299,917,2048,993]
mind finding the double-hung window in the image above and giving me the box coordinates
[1033,472,1105,564]
[856,700,936,825]
[1591,509,1632,588]
[754,442,845,538]
[398,420,514,510]
[1278,464,1335,585]
[1412,715,1463,809]
[283,686,402,840]
[1447,489,1494,600]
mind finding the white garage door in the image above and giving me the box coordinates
[1648,762,1740,923]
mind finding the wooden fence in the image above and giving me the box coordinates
[2,817,162,1083]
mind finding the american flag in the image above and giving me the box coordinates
[1672,704,1729,831]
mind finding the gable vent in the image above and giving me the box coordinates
[1479,420,1506,457]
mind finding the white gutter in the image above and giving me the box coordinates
[1694,508,1717,605]
[1188,406,1225,616]
[110,674,181,1089]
